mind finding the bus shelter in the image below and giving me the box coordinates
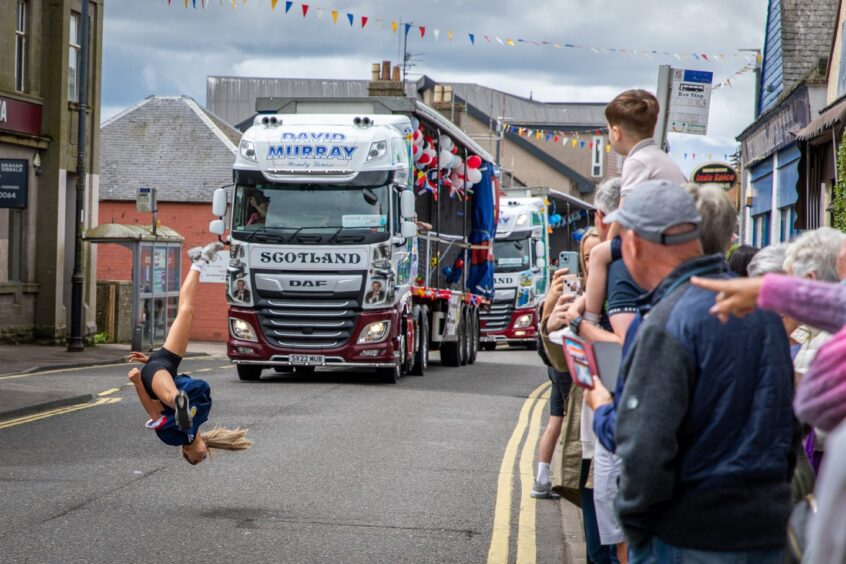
[83,224,183,351]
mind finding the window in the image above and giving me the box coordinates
[591,136,604,178]
[779,207,795,242]
[68,12,80,102]
[15,1,27,92]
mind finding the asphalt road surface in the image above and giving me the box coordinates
[0,348,565,564]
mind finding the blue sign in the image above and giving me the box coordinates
[267,131,357,161]
[683,70,714,84]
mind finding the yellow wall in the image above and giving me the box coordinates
[828,3,846,104]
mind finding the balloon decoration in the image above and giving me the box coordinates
[411,126,485,200]
[443,257,465,284]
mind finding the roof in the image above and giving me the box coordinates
[780,0,838,88]
[83,223,183,243]
[99,96,240,203]
[206,76,607,131]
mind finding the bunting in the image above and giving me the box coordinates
[160,1,754,63]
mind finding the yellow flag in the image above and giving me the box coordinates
[506,39,515,47]
[184,0,188,7]
[535,130,542,140]
[391,21,399,33]
[271,0,278,9]
[331,10,339,23]
[447,31,454,41]
[605,144,611,153]
[571,139,577,147]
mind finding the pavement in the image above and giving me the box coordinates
[0,342,225,421]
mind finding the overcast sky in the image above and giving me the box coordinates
[102,0,768,174]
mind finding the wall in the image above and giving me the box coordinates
[97,201,229,342]
[827,3,846,104]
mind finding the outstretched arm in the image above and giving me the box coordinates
[128,368,162,421]
[584,240,613,319]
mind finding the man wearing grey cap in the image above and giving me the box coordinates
[586,181,796,562]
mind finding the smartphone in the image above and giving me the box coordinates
[563,277,581,296]
[562,335,597,390]
[593,341,622,391]
[559,251,580,279]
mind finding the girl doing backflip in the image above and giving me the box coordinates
[127,242,251,464]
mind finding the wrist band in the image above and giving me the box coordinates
[584,312,601,325]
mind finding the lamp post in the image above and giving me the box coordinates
[67,0,90,352]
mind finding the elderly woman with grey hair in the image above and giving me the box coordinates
[748,243,789,277]
[683,183,737,255]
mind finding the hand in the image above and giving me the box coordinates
[584,376,613,410]
[563,296,585,326]
[128,367,141,383]
[690,276,764,323]
[127,352,149,364]
[543,268,570,319]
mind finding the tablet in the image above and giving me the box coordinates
[592,341,622,391]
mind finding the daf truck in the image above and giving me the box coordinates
[209,96,498,383]
[479,194,550,350]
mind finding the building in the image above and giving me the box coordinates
[737,0,838,246]
[0,0,103,342]
[97,96,240,342]
[792,0,846,230]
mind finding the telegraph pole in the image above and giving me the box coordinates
[67,0,90,351]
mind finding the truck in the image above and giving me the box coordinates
[209,96,498,383]
[479,192,550,350]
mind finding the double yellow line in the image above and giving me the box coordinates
[487,381,551,564]
[0,397,123,430]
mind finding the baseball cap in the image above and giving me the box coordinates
[602,180,701,245]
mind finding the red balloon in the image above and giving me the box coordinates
[418,152,432,166]
[467,155,483,169]
[451,146,459,155]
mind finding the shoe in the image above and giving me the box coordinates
[530,481,560,500]
[174,390,193,432]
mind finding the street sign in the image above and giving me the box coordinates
[136,186,156,213]
[668,69,713,136]
[0,159,28,209]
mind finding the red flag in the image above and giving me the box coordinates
[301,4,309,17]
[361,16,368,28]
[419,26,426,38]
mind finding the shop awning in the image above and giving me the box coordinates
[793,97,846,141]
[83,224,183,243]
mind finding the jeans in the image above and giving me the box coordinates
[579,458,619,564]
[629,536,785,564]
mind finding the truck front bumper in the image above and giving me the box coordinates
[480,307,538,344]
[227,308,400,368]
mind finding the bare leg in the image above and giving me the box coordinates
[150,370,180,409]
[538,416,564,464]
[162,269,201,358]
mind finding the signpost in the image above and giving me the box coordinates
[0,159,28,209]
[655,65,714,150]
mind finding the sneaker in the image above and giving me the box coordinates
[174,390,193,432]
[530,481,560,500]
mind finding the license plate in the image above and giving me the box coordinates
[289,354,324,365]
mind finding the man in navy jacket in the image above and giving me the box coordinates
[588,181,796,563]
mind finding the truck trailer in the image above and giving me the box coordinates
[209,96,498,383]
[479,194,550,350]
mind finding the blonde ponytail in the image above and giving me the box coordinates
[201,427,252,452]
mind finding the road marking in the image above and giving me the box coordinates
[97,388,121,396]
[217,365,232,369]
[516,387,550,564]
[0,354,227,381]
[194,368,212,373]
[487,381,550,564]
[0,397,122,430]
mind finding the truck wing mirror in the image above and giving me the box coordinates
[212,188,228,217]
[400,190,415,219]
[401,221,417,239]
[210,219,226,236]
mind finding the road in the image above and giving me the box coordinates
[0,349,568,563]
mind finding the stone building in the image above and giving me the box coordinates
[0,0,103,341]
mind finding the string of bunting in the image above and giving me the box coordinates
[672,152,734,162]
[158,0,755,64]
[504,125,612,153]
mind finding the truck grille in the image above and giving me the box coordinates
[480,300,514,332]
[256,296,361,349]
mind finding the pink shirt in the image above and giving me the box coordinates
[621,139,687,195]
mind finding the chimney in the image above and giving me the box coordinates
[368,60,406,97]
[429,82,465,127]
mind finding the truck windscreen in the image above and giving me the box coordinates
[494,237,532,273]
[233,183,390,233]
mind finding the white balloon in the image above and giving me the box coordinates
[411,117,420,130]
[452,157,464,171]
[466,167,482,184]
[439,135,454,151]
[439,150,454,168]
[464,180,474,190]
[424,147,437,161]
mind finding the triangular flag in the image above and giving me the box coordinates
[301,4,308,17]
[495,37,504,45]
[376,19,383,30]
[484,35,492,43]
[184,0,188,7]
[606,144,611,153]
[701,54,709,61]
[404,23,412,36]
[347,13,354,26]
[433,29,440,41]
[316,7,323,18]
[468,33,475,45]
[391,21,398,33]
[331,10,339,23]
[447,31,454,41]
[589,142,594,150]
[419,26,425,38]
[506,39,515,47]
[361,16,368,28]
[580,141,586,149]
[231,0,236,8]
[571,139,577,147]
[284,0,292,13]
[270,0,278,9]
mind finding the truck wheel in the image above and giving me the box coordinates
[440,316,462,367]
[481,342,497,352]
[237,365,263,381]
[377,334,404,384]
[410,311,429,376]
[468,309,479,365]
[460,310,471,366]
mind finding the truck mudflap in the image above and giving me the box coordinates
[226,308,401,368]
[479,306,538,344]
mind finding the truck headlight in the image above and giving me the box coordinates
[513,313,534,329]
[240,140,257,161]
[367,141,387,161]
[358,320,390,344]
[230,318,257,342]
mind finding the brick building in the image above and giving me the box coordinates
[0,0,103,341]
[98,96,240,342]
